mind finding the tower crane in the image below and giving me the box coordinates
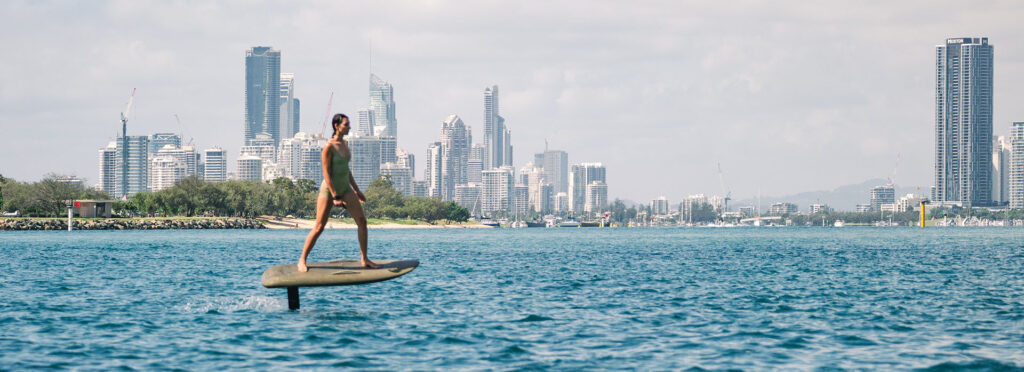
[319,91,334,137]
[174,114,194,146]
[717,162,732,212]
[119,88,136,199]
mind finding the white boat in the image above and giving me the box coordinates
[834,220,845,227]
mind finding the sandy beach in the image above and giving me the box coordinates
[258,216,493,230]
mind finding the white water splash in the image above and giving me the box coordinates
[178,295,287,313]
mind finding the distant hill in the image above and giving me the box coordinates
[731,178,923,212]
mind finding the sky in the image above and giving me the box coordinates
[1,0,1023,203]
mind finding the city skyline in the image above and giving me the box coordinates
[3,2,1024,203]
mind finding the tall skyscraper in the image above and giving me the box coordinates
[425,142,442,198]
[569,163,606,212]
[280,73,299,139]
[369,74,397,138]
[115,135,149,198]
[357,108,374,137]
[203,147,227,182]
[1010,122,1024,209]
[245,46,282,147]
[468,144,485,183]
[993,135,1012,204]
[483,86,512,169]
[97,141,117,195]
[537,150,569,194]
[438,115,470,201]
[934,37,994,207]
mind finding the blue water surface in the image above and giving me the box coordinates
[2,227,1024,370]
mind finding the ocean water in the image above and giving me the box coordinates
[2,227,1024,370]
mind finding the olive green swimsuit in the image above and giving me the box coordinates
[318,144,352,199]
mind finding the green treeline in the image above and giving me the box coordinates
[0,173,110,217]
[0,173,469,223]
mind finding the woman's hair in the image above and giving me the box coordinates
[331,113,349,138]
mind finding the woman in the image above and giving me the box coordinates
[298,113,379,272]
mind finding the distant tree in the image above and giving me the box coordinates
[446,202,470,223]
[295,179,317,194]
[364,176,404,218]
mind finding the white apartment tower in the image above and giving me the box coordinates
[569,162,606,212]
[203,147,227,182]
[483,86,512,169]
[236,155,263,181]
[481,167,514,216]
[98,141,117,195]
[993,135,1012,204]
[1010,122,1024,209]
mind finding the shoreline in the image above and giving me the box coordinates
[0,217,264,231]
[259,216,493,230]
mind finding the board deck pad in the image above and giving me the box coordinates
[261,259,419,288]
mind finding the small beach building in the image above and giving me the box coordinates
[75,200,116,218]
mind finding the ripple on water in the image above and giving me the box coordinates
[3,228,1024,370]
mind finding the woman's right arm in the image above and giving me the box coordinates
[321,145,336,198]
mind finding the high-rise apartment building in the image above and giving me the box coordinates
[348,135,381,190]
[154,145,198,177]
[870,185,896,211]
[149,133,181,154]
[934,37,994,207]
[379,136,397,165]
[369,74,397,138]
[585,181,608,213]
[483,86,512,169]
[280,73,299,139]
[569,162,606,212]
[993,135,1012,204]
[467,144,484,183]
[245,46,282,146]
[380,162,413,196]
[439,115,470,201]
[396,149,415,179]
[455,183,482,216]
[98,141,118,194]
[203,147,227,182]
[150,156,185,191]
[277,132,326,183]
[481,167,514,216]
[425,142,442,198]
[115,135,149,198]
[1010,122,1024,209]
[513,184,530,215]
[540,150,569,194]
[236,155,263,181]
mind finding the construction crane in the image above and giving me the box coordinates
[119,88,136,199]
[319,91,334,137]
[717,162,732,212]
[888,152,901,187]
[174,114,194,146]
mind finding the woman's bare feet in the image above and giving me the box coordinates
[297,261,308,273]
[361,259,380,269]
